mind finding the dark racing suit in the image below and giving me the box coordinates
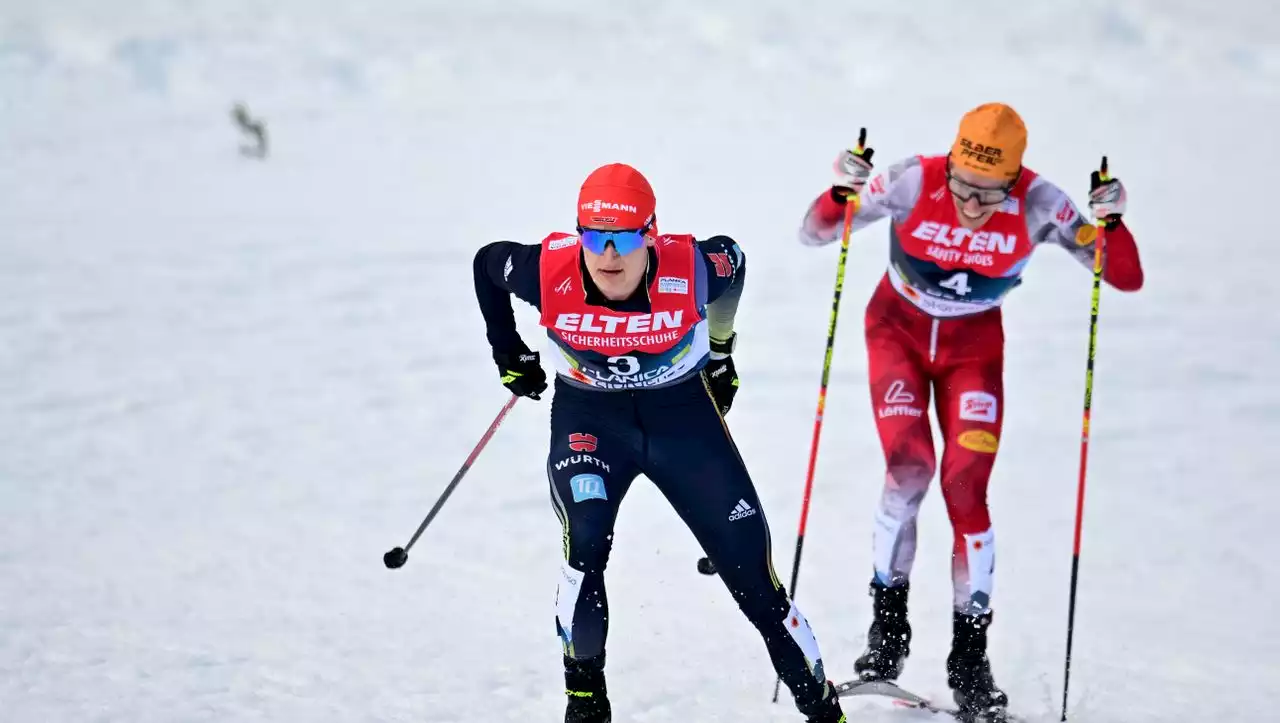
[473,231,841,718]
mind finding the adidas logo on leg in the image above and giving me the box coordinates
[728,498,757,522]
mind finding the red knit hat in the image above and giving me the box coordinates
[576,163,656,229]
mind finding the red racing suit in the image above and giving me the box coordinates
[799,153,1144,614]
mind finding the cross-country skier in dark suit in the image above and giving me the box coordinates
[472,163,848,723]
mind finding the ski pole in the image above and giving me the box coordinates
[1060,156,1110,720]
[771,128,871,704]
[383,394,519,569]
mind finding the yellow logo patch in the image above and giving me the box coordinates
[957,429,999,454]
[1074,224,1097,247]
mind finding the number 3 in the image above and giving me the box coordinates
[939,272,972,297]
[607,355,639,376]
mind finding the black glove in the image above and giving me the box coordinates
[493,348,547,400]
[704,356,739,416]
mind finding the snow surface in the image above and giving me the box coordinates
[3,1,1279,721]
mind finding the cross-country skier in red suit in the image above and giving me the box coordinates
[473,163,848,723]
[796,103,1144,719]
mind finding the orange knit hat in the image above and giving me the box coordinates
[950,103,1027,183]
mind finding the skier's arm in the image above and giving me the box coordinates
[798,155,924,246]
[696,236,747,352]
[1027,179,1145,292]
[471,241,543,352]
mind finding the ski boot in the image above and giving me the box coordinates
[564,653,610,723]
[946,611,1009,720]
[853,580,911,681]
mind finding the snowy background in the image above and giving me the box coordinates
[3,1,1279,721]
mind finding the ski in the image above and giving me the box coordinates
[834,678,1024,723]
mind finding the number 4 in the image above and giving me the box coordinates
[939,272,971,297]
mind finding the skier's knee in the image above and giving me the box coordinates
[731,580,791,625]
[563,527,614,574]
[880,467,930,520]
[941,477,991,533]
[886,460,935,488]
[875,468,926,519]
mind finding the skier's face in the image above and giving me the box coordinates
[948,165,1010,230]
[581,234,650,301]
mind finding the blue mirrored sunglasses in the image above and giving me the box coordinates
[578,226,649,256]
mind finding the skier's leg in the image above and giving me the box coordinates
[935,311,1008,713]
[642,378,844,722]
[935,319,1004,617]
[865,326,935,588]
[855,289,936,681]
[547,394,642,720]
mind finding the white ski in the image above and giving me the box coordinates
[834,678,1022,723]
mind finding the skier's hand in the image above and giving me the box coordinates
[831,142,876,203]
[493,348,547,400]
[1088,170,1127,228]
[704,356,739,416]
